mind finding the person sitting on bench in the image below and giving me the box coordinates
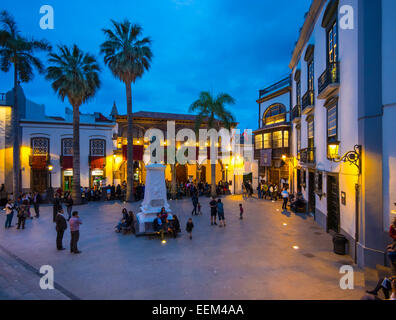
[291,189,306,212]
[115,208,129,233]
[167,214,181,238]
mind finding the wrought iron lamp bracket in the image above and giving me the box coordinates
[332,145,361,173]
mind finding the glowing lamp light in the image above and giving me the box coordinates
[161,240,167,244]
[328,141,340,160]
[48,164,53,172]
[283,223,288,226]
[281,154,287,161]
[292,245,299,250]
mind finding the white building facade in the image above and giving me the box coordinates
[289,0,396,268]
[0,87,117,197]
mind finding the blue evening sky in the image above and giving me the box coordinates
[1,0,311,130]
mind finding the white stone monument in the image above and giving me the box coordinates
[136,164,172,233]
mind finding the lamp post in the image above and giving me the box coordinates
[48,164,53,201]
[225,164,228,182]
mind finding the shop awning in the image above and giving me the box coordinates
[61,156,73,169]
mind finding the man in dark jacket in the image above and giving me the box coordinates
[53,193,61,222]
[191,192,198,215]
[55,208,67,250]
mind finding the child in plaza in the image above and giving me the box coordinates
[186,218,194,240]
[239,203,244,220]
[197,202,202,215]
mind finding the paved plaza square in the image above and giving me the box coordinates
[0,196,366,300]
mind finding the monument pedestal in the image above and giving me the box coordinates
[136,164,172,233]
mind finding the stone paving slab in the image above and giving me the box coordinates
[0,196,366,300]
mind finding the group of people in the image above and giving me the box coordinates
[152,207,181,239]
[166,180,232,200]
[3,192,41,230]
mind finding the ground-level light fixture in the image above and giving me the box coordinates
[292,245,299,250]
[283,223,288,226]
[161,240,167,244]
[328,142,361,173]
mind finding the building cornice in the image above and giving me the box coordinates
[19,120,115,128]
[289,0,327,70]
[256,87,291,104]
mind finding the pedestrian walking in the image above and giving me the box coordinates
[65,195,73,221]
[281,188,289,210]
[239,203,244,220]
[197,202,202,215]
[191,192,198,215]
[186,218,194,240]
[209,197,217,225]
[257,183,262,199]
[269,184,274,200]
[69,211,82,254]
[4,199,15,228]
[33,192,40,218]
[217,199,226,228]
[55,208,67,250]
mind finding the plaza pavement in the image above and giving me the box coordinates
[0,195,366,300]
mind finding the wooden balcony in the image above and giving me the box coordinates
[302,90,315,115]
[300,147,315,164]
[291,105,301,123]
[318,62,340,99]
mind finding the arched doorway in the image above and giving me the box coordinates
[176,164,187,183]
[200,165,206,183]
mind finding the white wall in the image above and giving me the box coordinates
[382,0,396,229]
[290,0,360,237]
[21,122,114,190]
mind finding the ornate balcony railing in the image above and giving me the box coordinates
[259,76,291,98]
[300,147,315,164]
[318,62,340,99]
[302,90,315,114]
[291,104,301,122]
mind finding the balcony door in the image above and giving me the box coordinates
[327,174,340,233]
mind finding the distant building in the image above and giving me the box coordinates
[253,76,292,188]
[0,86,116,195]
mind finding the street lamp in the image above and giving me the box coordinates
[328,142,361,173]
[225,164,229,182]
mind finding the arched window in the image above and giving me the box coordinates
[262,104,286,126]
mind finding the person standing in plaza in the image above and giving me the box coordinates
[69,211,82,254]
[33,192,40,218]
[217,199,226,228]
[281,188,289,210]
[257,182,262,199]
[239,203,244,220]
[4,199,15,229]
[268,184,274,200]
[262,182,268,199]
[16,200,29,230]
[55,208,67,250]
[65,194,73,221]
[53,193,61,223]
[186,218,194,240]
[210,196,217,225]
[389,217,396,241]
[191,192,198,216]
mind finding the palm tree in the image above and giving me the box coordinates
[100,19,152,202]
[46,44,100,204]
[0,10,51,198]
[189,91,236,196]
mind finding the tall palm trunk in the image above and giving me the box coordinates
[171,164,176,199]
[211,163,216,197]
[125,81,134,202]
[12,62,20,199]
[72,104,81,205]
